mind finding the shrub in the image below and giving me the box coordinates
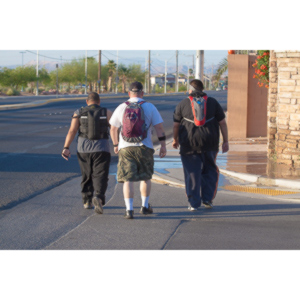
[6,88,20,96]
[179,85,187,92]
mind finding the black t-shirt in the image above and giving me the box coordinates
[173,94,225,154]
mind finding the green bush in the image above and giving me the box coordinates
[155,84,163,94]
[179,85,187,92]
[6,88,20,96]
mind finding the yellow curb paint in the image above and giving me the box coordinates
[222,185,299,196]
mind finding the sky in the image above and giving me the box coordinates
[0,50,228,70]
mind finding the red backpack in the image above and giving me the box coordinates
[184,95,214,126]
[121,101,148,143]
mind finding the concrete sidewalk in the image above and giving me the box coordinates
[152,138,300,192]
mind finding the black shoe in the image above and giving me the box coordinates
[83,202,93,209]
[203,201,213,209]
[92,196,103,214]
[124,210,134,219]
[140,204,153,215]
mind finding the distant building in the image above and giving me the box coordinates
[150,74,176,87]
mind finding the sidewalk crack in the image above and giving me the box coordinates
[161,219,188,250]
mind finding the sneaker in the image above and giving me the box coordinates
[203,201,213,209]
[83,202,93,209]
[92,196,103,214]
[188,206,198,211]
[140,204,153,215]
[124,210,134,219]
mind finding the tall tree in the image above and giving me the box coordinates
[107,60,116,92]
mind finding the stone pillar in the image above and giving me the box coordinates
[267,50,278,157]
[271,51,300,167]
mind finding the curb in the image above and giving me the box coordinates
[219,169,300,190]
[152,169,300,191]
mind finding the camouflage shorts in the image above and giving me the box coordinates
[117,146,155,183]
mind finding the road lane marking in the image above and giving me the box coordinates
[32,142,58,149]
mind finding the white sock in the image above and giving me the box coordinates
[141,196,149,208]
[124,198,133,210]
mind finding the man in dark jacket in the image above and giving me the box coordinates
[62,92,112,214]
[173,79,229,211]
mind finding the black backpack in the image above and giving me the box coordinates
[76,105,109,140]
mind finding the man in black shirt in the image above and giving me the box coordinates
[173,79,229,210]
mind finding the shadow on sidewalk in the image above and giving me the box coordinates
[125,203,300,220]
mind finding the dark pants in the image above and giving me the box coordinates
[181,151,219,208]
[77,151,111,204]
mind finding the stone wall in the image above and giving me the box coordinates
[268,51,300,167]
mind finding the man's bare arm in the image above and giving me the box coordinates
[110,125,119,154]
[172,122,180,149]
[153,122,167,158]
[62,115,80,160]
[219,118,229,153]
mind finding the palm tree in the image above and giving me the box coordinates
[118,64,129,93]
[216,57,228,82]
[107,60,116,92]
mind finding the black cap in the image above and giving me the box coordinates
[129,81,143,92]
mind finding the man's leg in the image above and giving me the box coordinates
[201,151,219,207]
[180,154,203,209]
[92,151,111,205]
[77,152,93,207]
[123,181,134,219]
[139,180,153,214]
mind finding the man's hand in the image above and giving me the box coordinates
[159,145,167,158]
[222,142,229,153]
[62,148,71,161]
[114,146,119,154]
[172,139,179,149]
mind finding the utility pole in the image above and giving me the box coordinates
[56,64,59,98]
[60,56,62,68]
[164,60,167,94]
[200,50,204,81]
[176,50,178,92]
[186,63,189,94]
[98,50,101,93]
[85,50,87,94]
[115,50,118,94]
[195,50,200,79]
[144,56,147,93]
[193,55,195,75]
[20,51,25,67]
[148,50,151,94]
[36,50,39,96]
[20,51,26,92]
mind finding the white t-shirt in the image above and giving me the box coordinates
[109,97,163,150]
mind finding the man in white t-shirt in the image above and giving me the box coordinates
[110,82,167,219]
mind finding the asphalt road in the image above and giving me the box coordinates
[0,91,227,210]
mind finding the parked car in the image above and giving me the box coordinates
[216,87,222,91]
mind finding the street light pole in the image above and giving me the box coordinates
[56,64,59,98]
[148,50,151,94]
[176,50,178,93]
[98,50,101,93]
[85,50,87,94]
[164,60,167,94]
[186,63,189,94]
[115,50,118,94]
[36,50,39,96]
[20,51,26,92]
